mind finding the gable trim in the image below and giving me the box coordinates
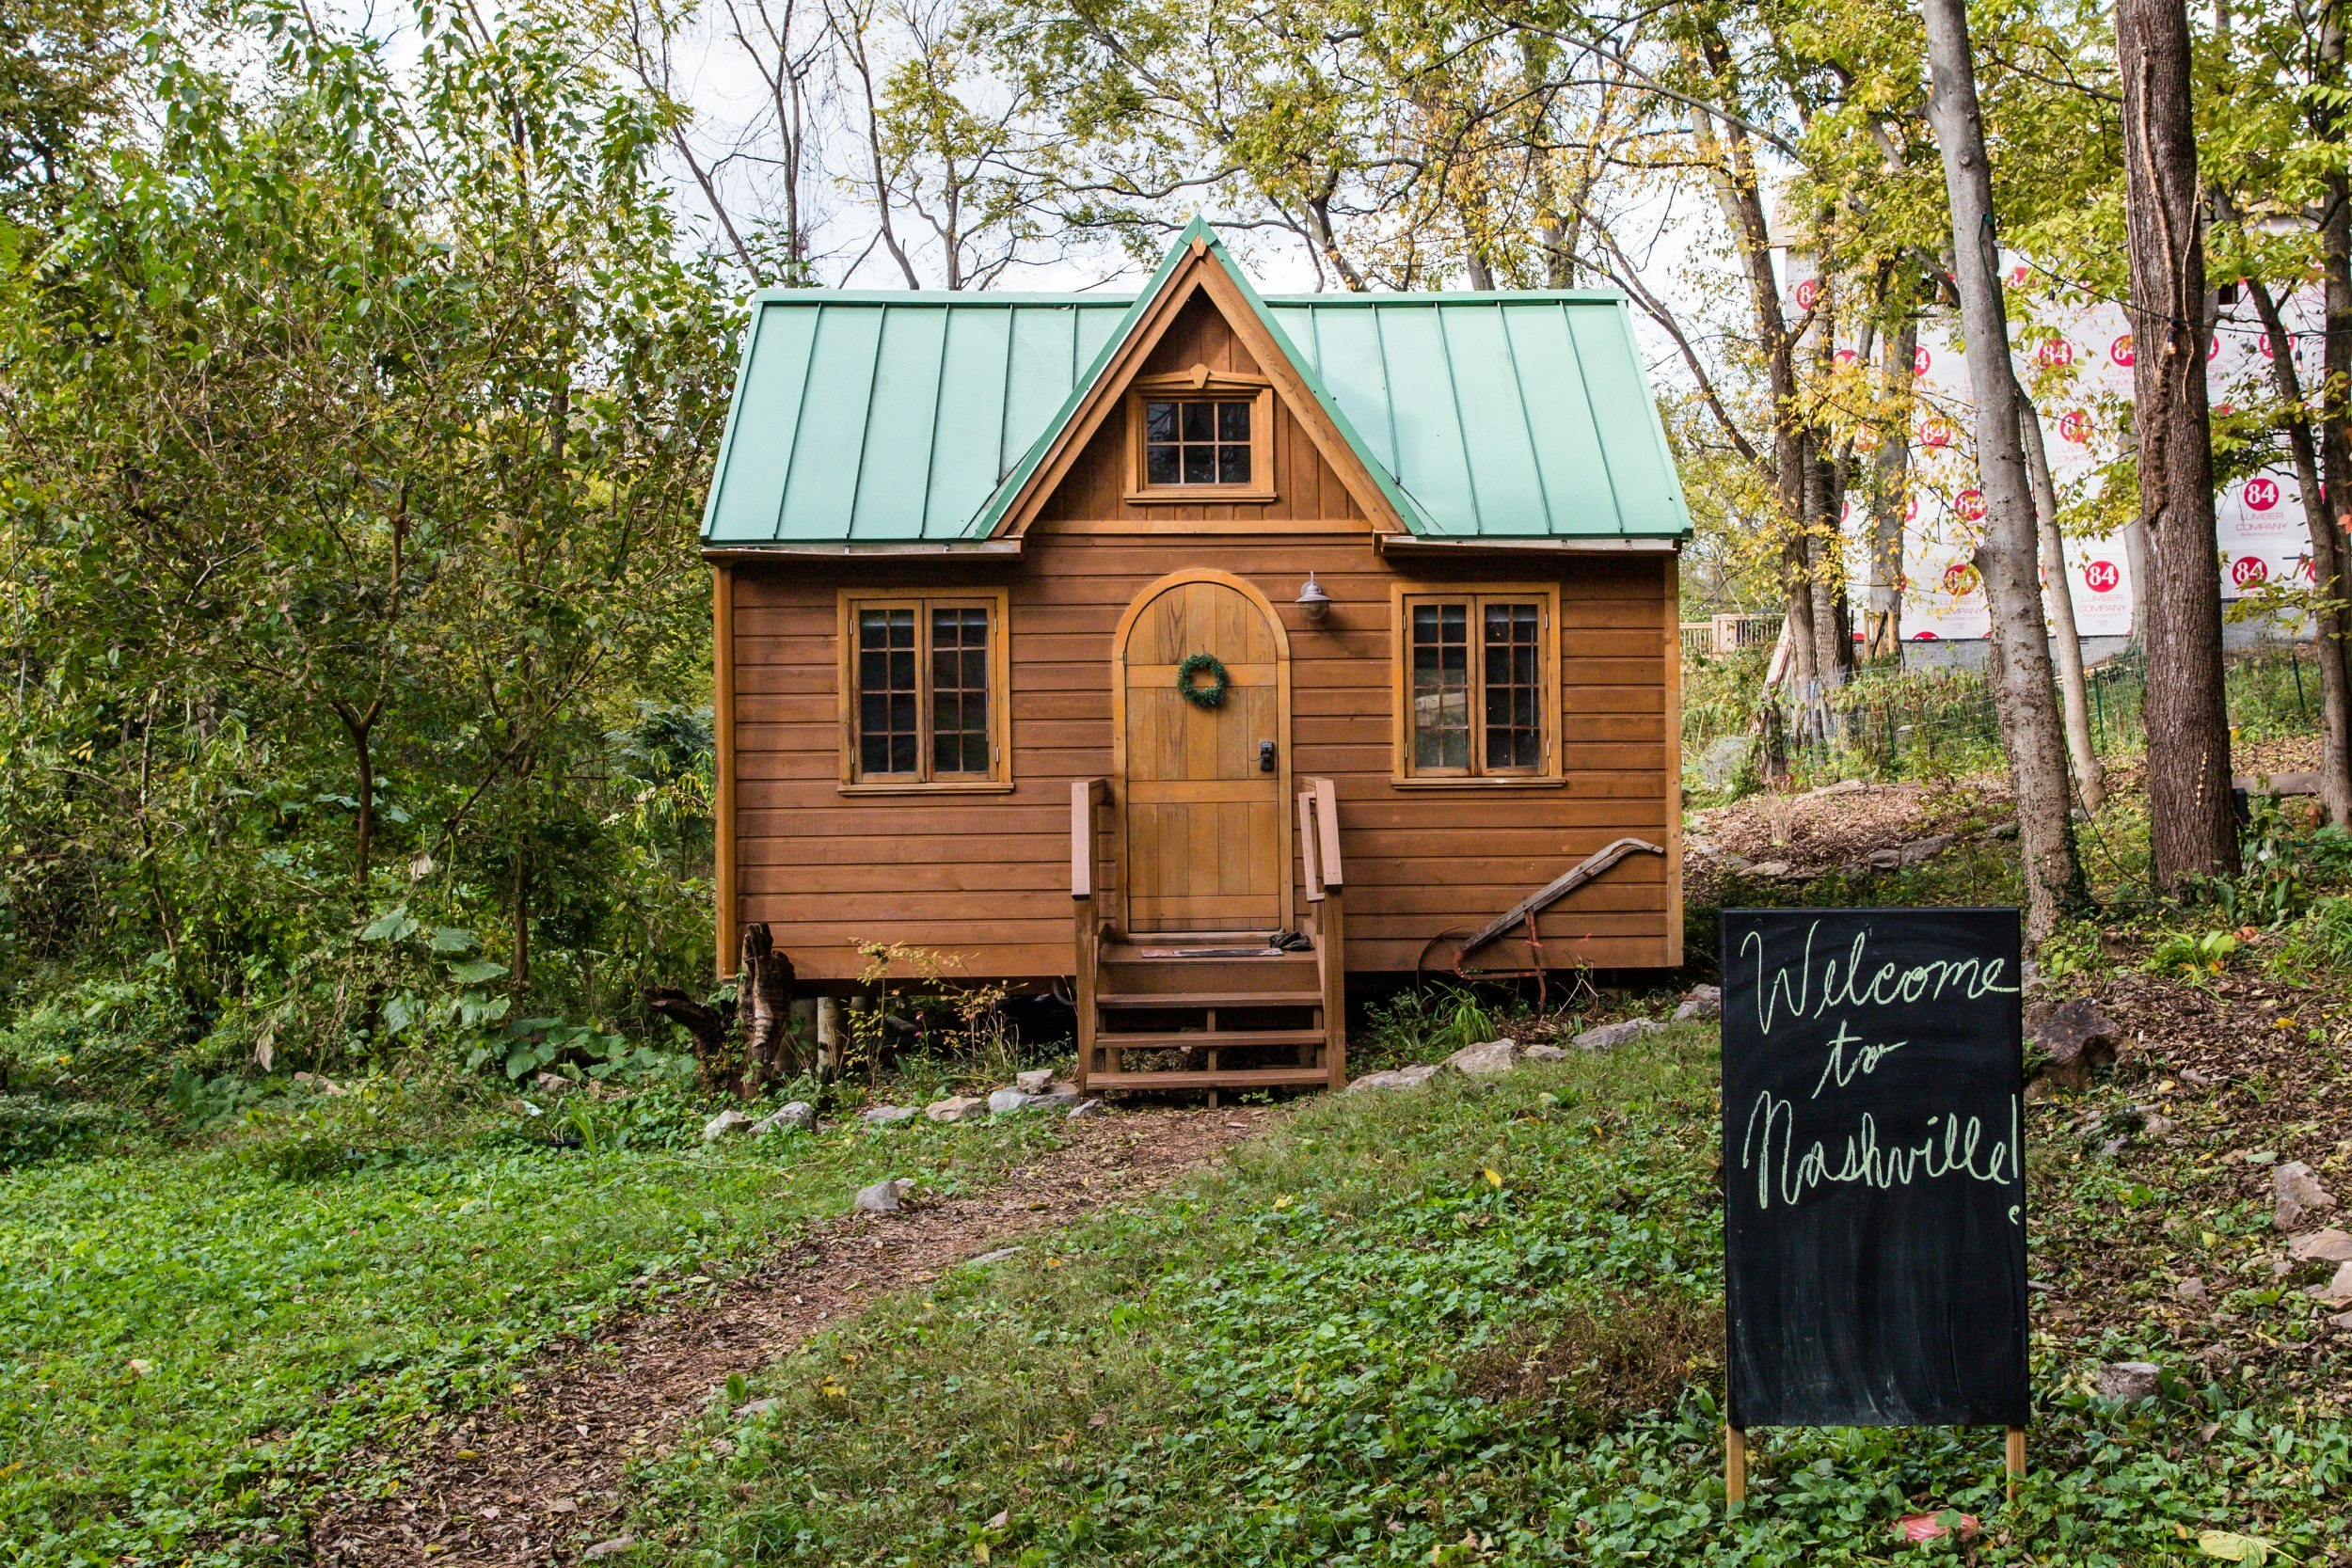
[981,226,1411,539]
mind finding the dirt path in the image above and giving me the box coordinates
[308,1103,1276,1566]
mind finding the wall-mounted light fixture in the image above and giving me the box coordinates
[1295,572,1332,624]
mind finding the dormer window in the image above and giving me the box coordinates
[1145,399,1252,485]
[1125,368,1276,501]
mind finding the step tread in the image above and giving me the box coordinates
[1099,945,1317,964]
[1096,990,1324,1009]
[1093,1028,1325,1048]
[1084,1067,1335,1089]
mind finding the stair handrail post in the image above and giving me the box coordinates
[1301,777,1346,1087]
[1072,778,1108,1087]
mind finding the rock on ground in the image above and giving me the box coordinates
[2312,1260,2352,1307]
[852,1177,915,1214]
[1522,1043,1568,1061]
[753,1101,816,1136]
[860,1104,916,1126]
[700,1109,756,1143]
[2026,998,2120,1091]
[1675,984,1722,1022]
[1899,832,1958,867]
[2094,1361,2164,1402]
[1013,1069,1055,1094]
[2275,1161,2339,1232]
[2289,1227,2352,1264]
[1445,1038,1521,1077]
[964,1246,1025,1267]
[1574,1018,1663,1052]
[1065,1098,1107,1119]
[925,1096,986,1124]
[1347,1063,1440,1092]
[987,1088,1054,1116]
[580,1539,634,1561]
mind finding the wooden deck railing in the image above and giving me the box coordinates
[1071,778,1108,1088]
[1296,776,1346,1088]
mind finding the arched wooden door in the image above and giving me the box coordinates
[1112,570,1292,935]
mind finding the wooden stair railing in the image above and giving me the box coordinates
[1072,777,1107,1089]
[1297,776,1347,1088]
[1071,774,1343,1097]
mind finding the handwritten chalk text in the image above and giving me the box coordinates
[1743,921,2018,1036]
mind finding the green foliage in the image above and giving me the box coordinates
[1359,984,1502,1070]
[0,1083,1073,1562]
[623,1030,2350,1566]
[2148,927,2242,975]
[0,0,731,1094]
[0,1093,135,1167]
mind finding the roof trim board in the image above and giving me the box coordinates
[976,222,1410,540]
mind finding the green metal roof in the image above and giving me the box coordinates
[700,221,1692,546]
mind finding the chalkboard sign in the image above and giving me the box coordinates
[1721,907,2028,1430]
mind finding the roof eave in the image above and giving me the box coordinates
[702,539,1025,562]
[1375,533,1683,557]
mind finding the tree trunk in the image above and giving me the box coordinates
[2118,0,2236,885]
[1686,62,1814,693]
[2246,274,2352,822]
[1921,0,2084,939]
[1807,441,1851,684]
[736,921,798,1096]
[329,697,383,892]
[2317,1,2352,824]
[1804,271,1851,689]
[2018,401,2107,812]
[649,986,736,1090]
[1867,309,1918,659]
[511,849,531,993]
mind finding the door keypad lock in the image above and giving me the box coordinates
[1258,740,1277,772]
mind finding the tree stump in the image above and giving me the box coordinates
[737,922,799,1096]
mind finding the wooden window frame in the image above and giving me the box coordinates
[836,588,1014,795]
[1123,368,1277,503]
[1390,582,1564,788]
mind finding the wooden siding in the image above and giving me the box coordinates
[727,531,1677,983]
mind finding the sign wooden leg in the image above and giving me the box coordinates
[1725,1425,1746,1507]
[2006,1426,2026,1504]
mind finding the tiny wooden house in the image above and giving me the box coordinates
[703,221,1692,1092]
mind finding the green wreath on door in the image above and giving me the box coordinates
[1175,652,1231,710]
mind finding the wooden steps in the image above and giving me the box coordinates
[1070,774,1348,1100]
[1077,943,1341,1095]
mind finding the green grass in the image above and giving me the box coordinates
[617,1030,2350,1567]
[0,1078,1066,1566]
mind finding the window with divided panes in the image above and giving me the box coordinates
[1142,398,1252,486]
[846,595,1004,785]
[1402,592,1551,778]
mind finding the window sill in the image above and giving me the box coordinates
[1390,775,1565,790]
[838,780,1017,797]
[1121,485,1279,505]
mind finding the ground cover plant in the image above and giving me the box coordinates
[0,1080,1069,1565]
[615,1030,2350,1566]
